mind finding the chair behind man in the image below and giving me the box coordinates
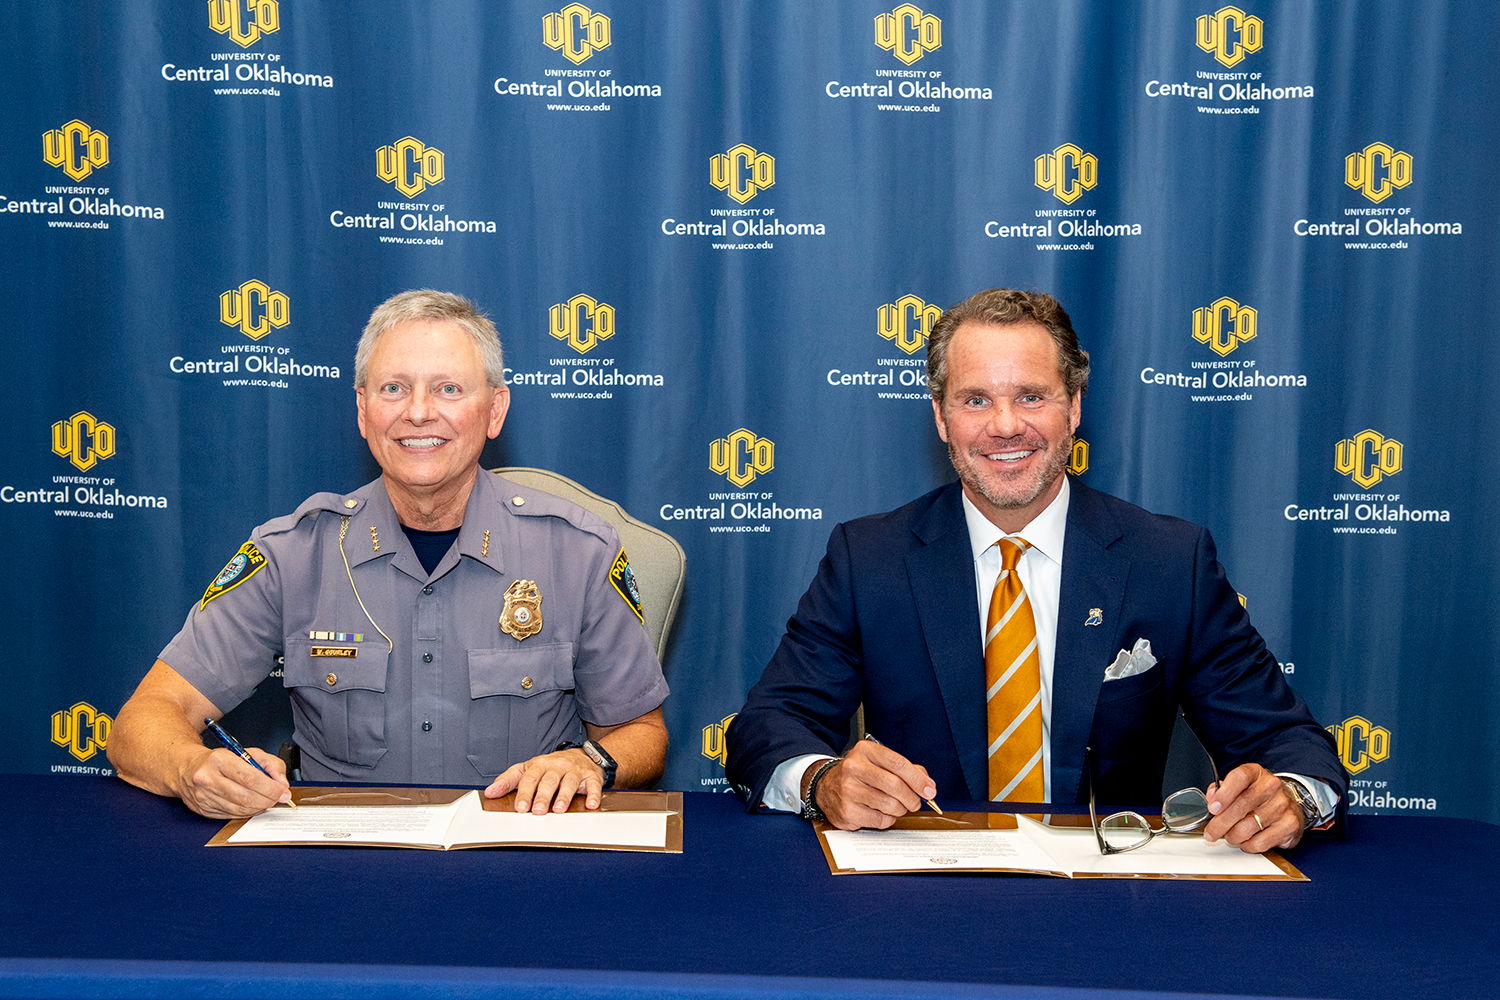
[492,467,686,662]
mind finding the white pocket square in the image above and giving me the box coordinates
[1104,638,1157,681]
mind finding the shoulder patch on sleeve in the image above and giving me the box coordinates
[608,548,645,623]
[200,541,267,609]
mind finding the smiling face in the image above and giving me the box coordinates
[932,320,1081,534]
[356,319,509,526]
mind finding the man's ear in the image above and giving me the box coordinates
[488,385,511,440]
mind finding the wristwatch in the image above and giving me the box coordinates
[556,738,617,789]
[580,739,617,789]
[1280,776,1320,830]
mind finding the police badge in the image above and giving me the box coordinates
[500,579,543,640]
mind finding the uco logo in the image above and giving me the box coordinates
[1034,144,1097,205]
[709,429,774,488]
[543,3,610,64]
[1068,438,1089,476]
[701,713,737,765]
[549,293,616,354]
[51,411,117,473]
[1195,5,1263,68]
[1191,297,1257,357]
[376,136,445,199]
[208,0,280,48]
[874,4,941,65]
[42,120,109,182]
[220,280,290,341]
[710,144,775,205]
[51,702,112,763]
[1345,142,1413,204]
[1334,429,1402,490]
[1327,715,1390,775]
[877,294,941,355]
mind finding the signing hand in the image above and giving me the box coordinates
[174,745,292,819]
[813,740,936,831]
[485,748,603,814]
[1204,763,1305,853]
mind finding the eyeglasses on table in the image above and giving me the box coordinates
[1085,730,1221,855]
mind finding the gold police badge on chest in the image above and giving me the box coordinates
[500,579,543,641]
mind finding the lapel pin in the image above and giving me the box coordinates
[1084,608,1103,627]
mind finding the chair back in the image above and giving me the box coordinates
[492,467,686,662]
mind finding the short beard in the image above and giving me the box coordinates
[947,435,1072,514]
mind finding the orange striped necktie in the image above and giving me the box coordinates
[985,536,1044,802]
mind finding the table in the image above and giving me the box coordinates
[1,774,1493,999]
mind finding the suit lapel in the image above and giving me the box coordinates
[907,485,988,800]
[1051,481,1129,804]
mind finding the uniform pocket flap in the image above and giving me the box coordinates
[283,637,389,693]
[468,642,575,700]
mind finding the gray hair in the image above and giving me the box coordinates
[926,288,1090,403]
[354,290,505,388]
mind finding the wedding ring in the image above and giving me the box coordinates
[1252,811,1265,831]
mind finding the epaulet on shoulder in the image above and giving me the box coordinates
[259,491,360,537]
[496,481,615,546]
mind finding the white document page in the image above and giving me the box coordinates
[823,826,1066,873]
[227,796,465,846]
[224,790,673,849]
[824,816,1291,877]
[443,802,670,849]
[1016,816,1288,877]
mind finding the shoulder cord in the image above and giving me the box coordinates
[338,517,394,653]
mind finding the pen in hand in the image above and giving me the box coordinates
[863,733,942,815]
[204,718,296,808]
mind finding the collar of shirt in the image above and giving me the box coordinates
[342,470,508,580]
[452,469,510,577]
[958,476,1072,800]
[958,475,1071,572]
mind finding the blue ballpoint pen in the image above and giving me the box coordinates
[204,718,296,807]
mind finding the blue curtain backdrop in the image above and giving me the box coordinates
[3,1,1494,824]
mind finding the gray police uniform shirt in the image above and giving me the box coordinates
[160,469,669,784]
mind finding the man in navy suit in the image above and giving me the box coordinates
[725,289,1344,854]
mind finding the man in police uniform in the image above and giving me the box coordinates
[109,290,669,819]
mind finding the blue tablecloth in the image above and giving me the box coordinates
[1,775,1493,999]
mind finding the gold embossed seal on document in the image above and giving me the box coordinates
[500,579,543,640]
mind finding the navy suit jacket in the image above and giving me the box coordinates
[726,479,1346,809]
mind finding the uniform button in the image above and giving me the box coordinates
[325,673,337,686]
[422,585,434,595]
[343,499,357,509]
[422,721,432,732]
[511,496,525,506]
[422,652,433,663]
[521,676,534,690]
